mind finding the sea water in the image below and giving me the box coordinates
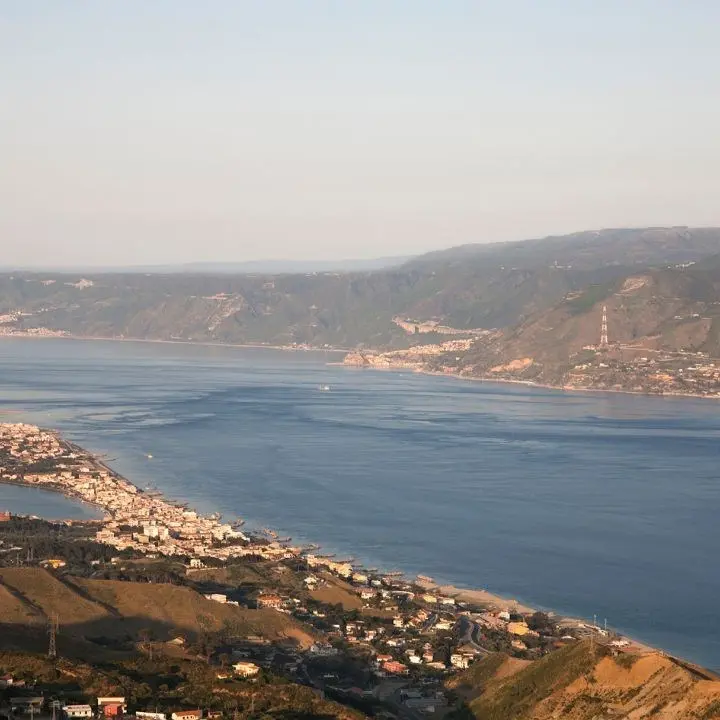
[1,337,719,667]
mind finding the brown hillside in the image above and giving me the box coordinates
[0,569,315,650]
[495,261,720,365]
[0,580,41,624]
[74,578,316,647]
[0,568,109,625]
[455,641,720,720]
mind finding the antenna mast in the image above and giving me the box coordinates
[600,305,609,348]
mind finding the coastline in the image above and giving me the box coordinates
[341,361,720,402]
[0,422,692,672]
[0,331,352,354]
[4,331,717,401]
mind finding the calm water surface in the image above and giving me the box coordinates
[0,337,719,668]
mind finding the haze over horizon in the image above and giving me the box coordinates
[3,1,720,267]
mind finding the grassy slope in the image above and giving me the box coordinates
[0,569,316,649]
[0,567,109,624]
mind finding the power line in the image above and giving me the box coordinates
[48,613,59,659]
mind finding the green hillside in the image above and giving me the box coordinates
[2,227,720,348]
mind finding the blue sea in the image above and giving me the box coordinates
[1,337,719,668]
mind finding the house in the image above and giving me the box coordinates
[426,661,447,671]
[450,653,473,669]
[309,643,339,656]
[171,711,202,720]
[507,621,537,637]
[188,558,204,569]
[10,698,45,714]
[0,674,14,687]
[233,661,260,678]
[256,593,284,609]
[41,558,66,569]
[383,661,409,675]
[63,705,93,718]
[0,511,11,522]
[204,593,227,604]
[97,697,127,717]
[137,713,168,720]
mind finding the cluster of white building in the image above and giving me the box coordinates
[0,423,301,563]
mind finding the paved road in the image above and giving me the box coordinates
[456,616,491,656]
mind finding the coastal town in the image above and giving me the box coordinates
[345,332,720,398]
[0,421,664,719]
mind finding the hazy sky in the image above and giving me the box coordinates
[2,1,720,267]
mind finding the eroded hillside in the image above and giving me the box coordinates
[449,641,720,719]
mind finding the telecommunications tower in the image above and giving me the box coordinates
[600,305,609,348]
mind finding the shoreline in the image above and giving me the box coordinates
[0,331,352,354]
[341,361,720,403]
[0,423,695,672]
[4,331,718,401]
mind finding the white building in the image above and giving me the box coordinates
[233,661,260,678]
[63,706,93,718]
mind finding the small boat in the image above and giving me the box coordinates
[318,385,331,392]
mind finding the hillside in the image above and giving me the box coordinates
[2,227,720,348]
[0,568,315,654]
[449,641,720,719]
[347,255,720,395]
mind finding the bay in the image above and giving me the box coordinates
[0,337,719,668]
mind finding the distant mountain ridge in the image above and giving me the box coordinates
[0,254,414,275]
[1,227,719,349]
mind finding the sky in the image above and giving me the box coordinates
[2,1,720,267]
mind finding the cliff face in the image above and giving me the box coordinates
[449,642,720,720]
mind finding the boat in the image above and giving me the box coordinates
[318,384,331,392]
